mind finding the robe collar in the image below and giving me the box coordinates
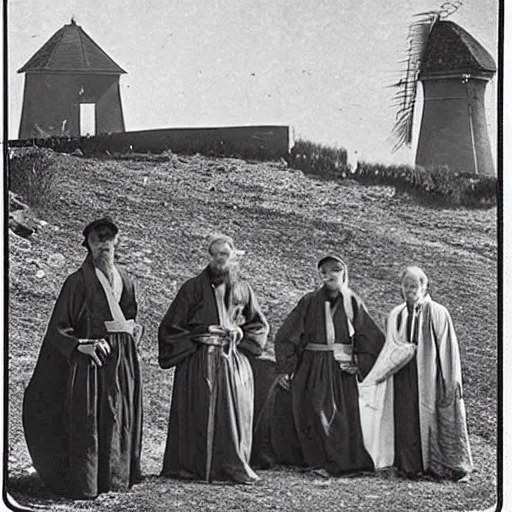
[79,254,131,336]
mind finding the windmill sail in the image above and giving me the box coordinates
[391,13,438,152]
[391,1,464,152]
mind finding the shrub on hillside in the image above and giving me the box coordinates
[356,162,497,207]
[8,147,58,209]
[289,139,497,208]
[290,139,349,178]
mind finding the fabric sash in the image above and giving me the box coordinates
[322,299,353,363]
[194,334,229,347]
[325,301,336,345]
[95,267,135,336]
[214,283,238,331]
[205,282,237,482]
[357,302,418,469]
[341,286,355,338]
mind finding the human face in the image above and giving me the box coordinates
[319,259,345,291]
[401,275,425,305]
[87,225,117,263]
[209,241,233,273]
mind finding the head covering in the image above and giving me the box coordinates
[82,217,118,247]
[207,233,235,254]
[317,253,349,287]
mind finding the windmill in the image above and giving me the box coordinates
[391,1,496,176]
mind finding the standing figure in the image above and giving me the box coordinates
[158,235,269,484]
[23,217,143,499]
[390,266,473,481]
[261,254,385,476]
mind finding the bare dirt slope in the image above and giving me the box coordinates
[7,152,498,511]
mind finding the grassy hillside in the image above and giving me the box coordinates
[7,151,498,511]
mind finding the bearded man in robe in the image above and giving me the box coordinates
[158,235,269,484]
[256,254,385,476]
[387,266,473,481]
[23,217,143,499]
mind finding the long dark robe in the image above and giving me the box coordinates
[257,287,385,475]
[393,305,423,475]
[22,256,142,499]
[158,269,269,483]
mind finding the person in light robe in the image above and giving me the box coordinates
[158,234,269,484]
[254,254,385,476]
[357,266,473,482]
[23,217,143,499]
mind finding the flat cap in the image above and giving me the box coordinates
[82,217,118,246]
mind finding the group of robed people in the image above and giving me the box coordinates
[22,217,473,500]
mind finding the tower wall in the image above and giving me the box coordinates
[415,76,495,176]
[18,73,124,139]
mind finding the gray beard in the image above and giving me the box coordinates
[208,263,237,285]
[94,252,115,281]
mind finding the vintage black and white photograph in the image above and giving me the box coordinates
[5,0,501,510]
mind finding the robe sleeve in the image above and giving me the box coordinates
[237,284,270,356]
[119,269,138,320]
[158,282,205,369]
[44,274,86,361]
[351,292,386,380]
[274,295,310,375]
[431,304,463,404]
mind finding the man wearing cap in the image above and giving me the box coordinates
[257,254,385,476]
[23,217,143,499]
[158,234,269,484]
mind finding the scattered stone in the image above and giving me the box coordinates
[71,148,84,157]
[9,230,32,252]
[35,269,46,279]
[9,217,34,239]
[47,253,66,268]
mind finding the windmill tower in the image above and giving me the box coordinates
[18,19,126,139]
[392,5,496,176]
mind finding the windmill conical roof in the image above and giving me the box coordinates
[18,20,126,74]
[420,20,496,76]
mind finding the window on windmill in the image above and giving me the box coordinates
[80,103,96,136]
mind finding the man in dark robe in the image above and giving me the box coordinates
[255,254,385,476]
[158,235,269,484]
[23,217,143,499]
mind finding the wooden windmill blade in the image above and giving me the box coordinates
[390,1,467,153]
[390,11,439,152]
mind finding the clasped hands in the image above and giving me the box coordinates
[338,361,358,375]
[277,373,293,391]
[207,325,243,345]
[77,338,111,367]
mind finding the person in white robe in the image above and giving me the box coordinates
[357,266,473,482]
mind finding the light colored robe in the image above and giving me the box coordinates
[358,295,473,476]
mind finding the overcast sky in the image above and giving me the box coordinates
[7,0,498,165]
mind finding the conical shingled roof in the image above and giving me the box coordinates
[420,20,496,77]
[18,19,126,74]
